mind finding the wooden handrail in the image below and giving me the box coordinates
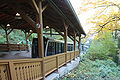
[0,44,28,51]
[0,51,79,80]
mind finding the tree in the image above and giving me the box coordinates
[85,32,117,61]
[77,0,120,37]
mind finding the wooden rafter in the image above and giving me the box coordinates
[30,0,48,14]
[31,0,39,14]
[8,29,13,35]
[42,4,48,12]
[7,3,36,29]
[54,27,64,37]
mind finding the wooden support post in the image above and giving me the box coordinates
[25,32,28,46]
[5,30,9,44]
[4,28,13,51]
[64,23,68,52]
[37,0,44,58]
[78,35,81,57]
[24,32,29,51]
[23,30,32,51]
[63,22,68,64]
[38,1,45,80]
[50,28,52,37]
[74,32,76,59]
[1,26,13,51]
[5,29,9,51]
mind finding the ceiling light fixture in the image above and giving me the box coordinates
[15,13,22,19]
[16,13,20,16]
[29,30,33,32]
[7,24,10,27]
[46,26,49,29]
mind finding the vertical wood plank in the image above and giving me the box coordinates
[8,62,17,80]
[56,56,59,69]
[41,59,45,80]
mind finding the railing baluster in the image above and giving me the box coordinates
[56,55,59,69]
[41,59,45,80]
[8,61,17,80]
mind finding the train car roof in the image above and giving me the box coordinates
[48,39,73,44]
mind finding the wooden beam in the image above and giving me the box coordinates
[8,29,13,35]
[68,35,74,41]
[26,32,33,39]
[54,27,79,44]
[31,0,39,14]
[68,35,79,42]
[43,33,60,35]
[42,4,48,12]
[16,10,35,28]
[10,4,36,29]
[30,0,48,14]
[24,31,32,41]
[54,28,64,37]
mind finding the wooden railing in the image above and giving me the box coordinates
[0,51,79,80]
[0,44,28,51]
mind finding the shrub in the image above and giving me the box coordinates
[85,32,117,61]
[60,59,120,80]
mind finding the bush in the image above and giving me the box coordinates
[85,32,117,61]
[60,59,120,80]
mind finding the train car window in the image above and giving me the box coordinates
[32,37,48,58]
[56,42,59,54]
[55,42,56,54]
[67,44,70,51]
[61,43,64,53]
[46,41,56,56]
[53,42,55,55]
[59,43,62,53]
[32,38,38,58]
[47,42,52,56]
[67,44,73,51]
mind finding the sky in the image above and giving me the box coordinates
[70,0,95,33]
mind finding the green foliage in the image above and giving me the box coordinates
[0,28,72,44]
[0,29,6,43]
[9,30,25,44]
[60,59,120,80]
[0,28,26,44]
[85,32,117,61]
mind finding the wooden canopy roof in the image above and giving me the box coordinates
[0,0,85,36]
